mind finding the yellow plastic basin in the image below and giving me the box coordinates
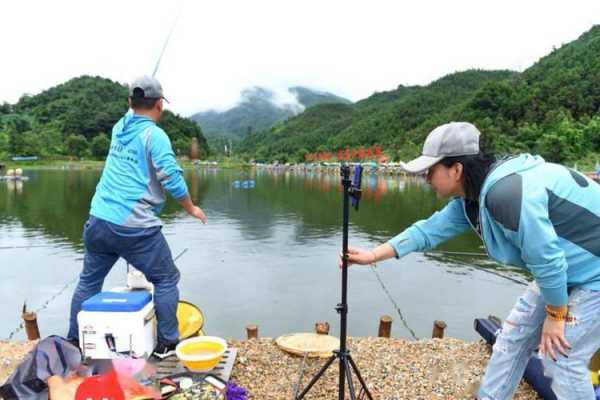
[176,336,227,372]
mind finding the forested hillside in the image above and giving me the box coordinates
[238,26,600,165]
[0,76,209,160]
[238,70,516,162]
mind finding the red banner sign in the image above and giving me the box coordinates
[306,147,383,162]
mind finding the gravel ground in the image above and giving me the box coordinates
[0,337,539,399]
[228,337,539,399]
[0,340,37,382]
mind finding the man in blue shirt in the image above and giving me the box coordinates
[67,76,207,358]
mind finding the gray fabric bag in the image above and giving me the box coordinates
[0,335,82,400]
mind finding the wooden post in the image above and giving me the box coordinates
[22,312,40,340]
[246,324,258,340]
[378,315,392,338]
[432,320,447,339]
[315,321,330,335]
[190,137,199,160]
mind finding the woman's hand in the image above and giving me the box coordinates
[539,316,571,361]
[339,247,376,268]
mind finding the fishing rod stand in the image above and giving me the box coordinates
[295,164,373,400]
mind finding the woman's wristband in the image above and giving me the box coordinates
[544,305,568,321]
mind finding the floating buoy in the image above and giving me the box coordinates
[232,180,255,189]
[241,180,255,189]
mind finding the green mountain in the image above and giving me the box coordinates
[190,86,351,142]
[238,70,517,162]
[289,86,352,109]
[238,25,600,165]
[0,76,209,159]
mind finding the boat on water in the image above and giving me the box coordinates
[11,156,38,161]
[0,175,30,181]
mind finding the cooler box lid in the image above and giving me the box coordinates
[82,291,152,312]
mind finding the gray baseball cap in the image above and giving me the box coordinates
[400,122,481,173]
[129,75,169,103]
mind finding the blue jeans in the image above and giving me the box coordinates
[68,216,180,344]
[479,282,600,399]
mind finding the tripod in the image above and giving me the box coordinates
[295,165,373,400]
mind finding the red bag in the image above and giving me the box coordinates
[75,371,124,400]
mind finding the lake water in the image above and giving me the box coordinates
[0,168,531,341]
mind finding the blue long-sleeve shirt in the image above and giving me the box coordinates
[90,111,189,227]
[388,154,600,307]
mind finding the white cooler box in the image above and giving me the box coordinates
[78,291,156,359]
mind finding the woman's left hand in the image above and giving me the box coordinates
[539,316,571,361]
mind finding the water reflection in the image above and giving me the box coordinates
[0,168,528,341]
[5,180,24,194]
[0,168,485,260]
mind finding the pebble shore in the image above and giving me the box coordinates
[0,337,539,399]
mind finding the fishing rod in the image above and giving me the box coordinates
[152,7,182,78]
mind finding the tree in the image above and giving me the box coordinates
[0,132,8,159]
[65,134,89,159]
[583,116,600,152]
[296,148,309,163]
[20,131,41,156]
[38,125,64,156]
[172,138,190,157]
[0,103,11,115]
[536,112,584,162]
[91,133,111,159]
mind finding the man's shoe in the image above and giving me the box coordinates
[151,342,178,359]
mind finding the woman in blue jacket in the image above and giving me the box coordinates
[347,122,600,399]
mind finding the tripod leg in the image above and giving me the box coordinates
[344,357,357,400]
[347,355,374,400]
[296,354,336,399]
[293,353,309,399]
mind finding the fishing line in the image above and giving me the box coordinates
[425,252,529,287]
[426,250,488,257]
[6,275,79,340]
[366,250,528,342]
[6,248,189,340]
[368,264,419,340]
[0,244,63,250]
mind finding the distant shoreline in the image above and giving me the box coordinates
[1,159,598,179]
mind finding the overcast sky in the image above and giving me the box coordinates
[2,0,599,116]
